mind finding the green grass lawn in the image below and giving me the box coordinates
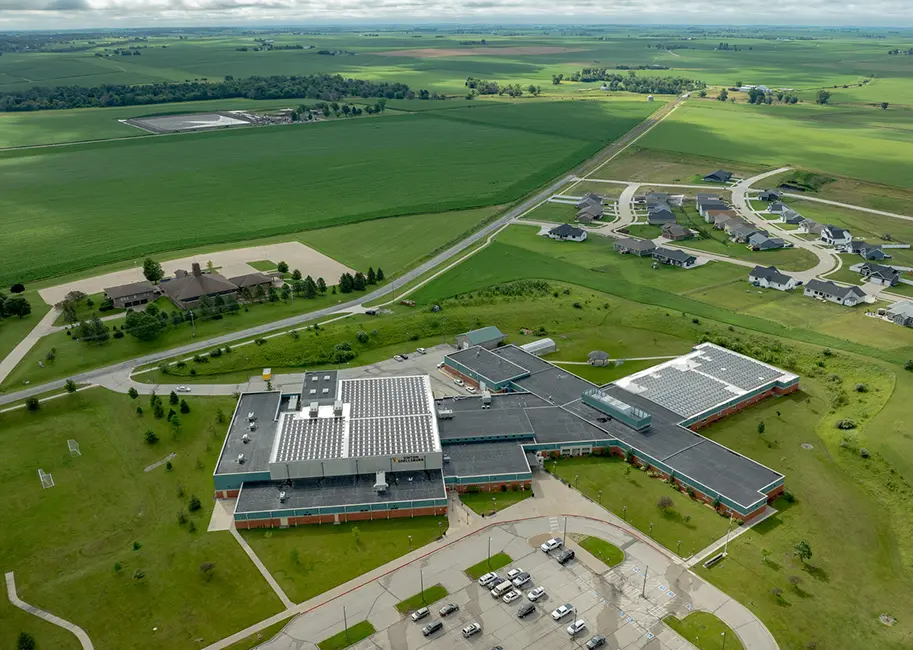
[242,518,447,605]
[460,489,530,515]
[223,620,290,650]
[52,291,123,326]
[0,99,656,286]
[519,201,577,224]
[664,612,744,650]
[0,289,51,363]
[247,260,276,272]
[464,552,514,580]
[0,389,284,650]
[575,536,624,567]
[317,621,376,650]
[550,456,730,555]
[624,224,662,239]
[590,147,769,184]
[395,585,449,614]
[553,359,665,385]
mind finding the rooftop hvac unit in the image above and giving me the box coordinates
[278,490,288,503]
[333,400,343,417]
[237,453,245,464]
[309,389,317,395]
[247,412,255,421]
[437,408,454,420]
[374,471,388,493]
[241,433,250,444]
[309,401,319,418]
[481,391,492,405]
[310,376,318,382]
[248,422,256,431]
[322,388,330,395]
[443,455,451,464]
[323,375,331,381]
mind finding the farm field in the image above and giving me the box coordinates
[591,147,769,184]
[0,99,658,286]
[0,390,284,650]
[639,100,913,189]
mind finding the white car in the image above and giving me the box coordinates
[478,572,499,587]
[436,361,445,369]
[506,567,523,580]
[461,623,482,638]
[541,537,563,553]
[527,586,546,601]
[502,589,521,604]
[393,355,404,362]
[567,619,586,636]
[512,572,531,588]
[176,386,191,393]
[454,378,465,386]
[466,386,477,393]
[416,347,427,355]
[551,604,575,620]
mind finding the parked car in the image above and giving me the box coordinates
[393,355,404,362]
[512,572,531,588]
[462,623,482,638]
[556,549,576,565]
[567,619,586,636]
[517,603,535,618]
[586,634,607,649]
[502,589,521,604]
[466,386,477,393]
[436,361,445,369]
[487,576,506,590]
[416,347,427,354]
[411,607,429,622]
[400,353,409,360]
[439,603,459,617]
[176,386,191,393]
[478,572,499,587]
[551,604,575,620]
[491,581,513,599]
[541,537,562,553]
[422,621,443,637]
[506,568,524,580]
[454,378,465,386]
[527,586,546,601]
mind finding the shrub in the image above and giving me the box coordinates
[656,496,674,512]
[906,360,913,371]
[133,569,145,581]
[133,540,142,550]
[757,421,765,434]
[711,496,721,510]
[200,562,216,580]
[180,399,190,414]
[25,397,39,411]
[782,490,796,503]
[855,383,868,393]
[113,330,124,339]
[209,348,222,358]
[18,632,36,650]
[165,460,173,471]
[255,338,267,345]
[136,406,143,416]
[224,345,232,353]
[114,562,122,572]
[860,447,871,459]
[188,495,202,511]
[144,430,159,444]
[128,387,139,399]
[177,511,187,525]
[835,418,857,430]
[356,330,369,343]
[189,368,197,376]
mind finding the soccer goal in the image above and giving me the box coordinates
[38,469,55,489]
[67,439,81,457]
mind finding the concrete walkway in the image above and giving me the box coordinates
[0,307,60,387]
[5,571,95,650]
[229,525,295,610]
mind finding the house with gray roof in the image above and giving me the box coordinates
[228,272,274,293]
[708,210,739,227]
[757,189,781,202]
[575,192,603,210]
[455,326,506,350]
[798,219,823,236]
[766,201,788,214]
[748,233,787,250]
[587,350,611,366]
[662,223,692,241]
[576,202,603,222]
[614,237,656,256]
[779,208,805,225]
[841,240,891,261]
[161,263,238,309]
[821,224,852,247]
[703,170,733,183]
[697,195,730,218]
[647,203,676,225]
[653,247,697,269]
[804,279,866,306]
[103,281,158,309]
[859,262,900,286]
[548,224,588,242]
[749,266,796,291]
[884,300,913,327]
[730,222,765,243]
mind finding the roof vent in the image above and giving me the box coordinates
[309,401,319,418]
[323,375,331,381]
[311,375,318,382]
[247,412,255,421]
[248,421,256,431]
[237,453,245,464]
[241,433,250,444]
[374,471,388,493]
[322,387,330,395]
[437,408,453,420]
[443,455,451,464]
[333,400,344,417]
[278,490,287,503]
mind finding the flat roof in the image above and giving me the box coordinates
[512,367,596,407]
[492,345,557,373]
[443,441,532,477]
[300,370,338,403]
[235,469,446,513]
[448,346,529,385]
[216,392,283,475]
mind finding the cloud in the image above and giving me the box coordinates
[0,0,910,27]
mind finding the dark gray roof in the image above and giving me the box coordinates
[104,281,156,300]
[662,224,690,237]
[215,392,283,475]
[749,265,792,284]
[512,366,596,406]
[550,224,586,238]
[436,395,536,441]
[443,441,531,477]
[300,370,338,403]
[861,262,899,279]
[235,469,445,514]
[492,345,556,374]
[654,247,696,264]
[805,279,866,300]
[588,350,610,360]
[615,237,656,252]
[823,224,849,238]
[228,272,273,288]
[162,267,237,302]
[704,170,733,182]
[448,346,528,384]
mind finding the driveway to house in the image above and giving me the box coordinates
[781,193,913,222]
[731,168,838,282]
[205,474,778,650]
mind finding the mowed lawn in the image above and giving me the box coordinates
[639,100,913,190]
[0,100,657,285]
[0,389,284,650]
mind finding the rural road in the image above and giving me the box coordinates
[0,95,693,406]
[781,193,913,222]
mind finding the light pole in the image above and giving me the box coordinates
[649,522,654,536]
[343,605,349,642]
[563,517,568,546]
[598,489,602,504]
[623,505,627,521]
[438,520,443,537]
[189,309,196,337]
[677,540,682,556]
[420,568,425,603]
[641,565,648,598]
[721,631,727,650]
[488,536,492,568]
[492,496,496,513]
[408,535,412,552]
[575,474,579,489]
[723,514,734,555]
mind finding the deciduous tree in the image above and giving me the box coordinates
[142,257,164,283]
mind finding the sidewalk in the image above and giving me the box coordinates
[5,571,95,650]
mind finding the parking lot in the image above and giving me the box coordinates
[338,343,468,398]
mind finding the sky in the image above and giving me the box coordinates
[0,0,912,30]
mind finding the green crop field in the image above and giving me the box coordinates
[0,99,657,286]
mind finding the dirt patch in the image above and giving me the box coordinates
[377,46,586,59]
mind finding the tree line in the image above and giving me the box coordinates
[574,69,706,94]
[0,284,31,319]
[464,77,540,98]
[0,73,415,112]
[339,267,384,293]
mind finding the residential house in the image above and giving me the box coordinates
[645,192,670,207]
[588,350,611,366]
[662,223,692,240]
[820,224,852,247]
[748,233,787,250]
[722,218,751,235]
[841,240,891,261]
[757,190,781,202]
[576,202,603,222]
[575,192,603,210]
[228,272,275,296]
[707,210,739,227]
[804,279,866,307]
[697,195,731,218]
[798,219,823,236]
[859,262,900,286]
[884,300,913,327]
[766,201,788,214]
[103,281,158,309]
[779,208,804,225]
[748,266,796,291]
[160,262,238,309]
[647,204,676,225]
[548,224,588,242]
[614,237,656,257]
[703,170,733,183]
[455,326,506,350]
[576,212,598,224]
[653,247,697,269]
[730,222,765,243]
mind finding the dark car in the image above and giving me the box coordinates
[586,634,607,649]
[488,576,506,590]
[517,603,535,618]
[422,621,443,637]
[556,549,575,565]
[439,603,459,617]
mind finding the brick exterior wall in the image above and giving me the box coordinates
[215,489,240,499]
[450,480,531,494]
[234,505,447,529]
[687,383,799,431]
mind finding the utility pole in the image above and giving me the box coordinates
[488,536,492,568]
[623,505,627,521]
[563,517,568,546]
[189,309,196,337]
[724,514,734,555]
[420,568,424,603]
[641,566,648,598]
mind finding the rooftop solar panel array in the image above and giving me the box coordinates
[274,415,345,462]
[692,346,783,390]
[349,415,437,457]
[340,376,430,418]
[624,368,734,418]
